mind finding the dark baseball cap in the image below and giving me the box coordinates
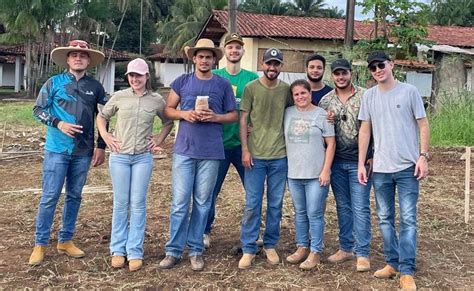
[331,59,352,72]
[367,51,391,66]
[223,32,244,46]
[263,48,284,63]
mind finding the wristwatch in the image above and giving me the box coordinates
[420,152,430,161]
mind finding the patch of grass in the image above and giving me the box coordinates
[429,90,473,146]
[0,101,37,127]
[0,101,165,132]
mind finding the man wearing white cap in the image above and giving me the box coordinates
[29,40,107,265]
[159,38,237,271]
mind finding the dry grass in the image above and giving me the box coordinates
[0,126,473,289]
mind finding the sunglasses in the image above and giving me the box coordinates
[68,40,89,49]
[369,62,386,72]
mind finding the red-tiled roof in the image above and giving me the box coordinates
[394,59,435,70]
[147,43,185,60]
[207,10,474,48]
[0,43,130,60]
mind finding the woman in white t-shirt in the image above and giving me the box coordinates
[284,79,336,270]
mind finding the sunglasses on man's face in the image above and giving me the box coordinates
[68,40,89,49]
[369,62,386,72]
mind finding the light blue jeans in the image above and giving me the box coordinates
[373,165,419,275]
[35,150,92,245]
[109,152,153,260]
[165,153,219,258]
[288,178,328,253]
[240,157,288,254]
[330,162,372,257]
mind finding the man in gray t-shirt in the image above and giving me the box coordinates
[357,51,430,290]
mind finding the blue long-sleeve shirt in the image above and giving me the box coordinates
[33,72,108,156]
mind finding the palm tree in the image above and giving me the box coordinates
[0,0,73,97]
[286,0,327,17]
[238,0,290,15]
[157,0,227,56]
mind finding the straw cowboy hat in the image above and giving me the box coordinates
[184,38,224,61]
[51,40,105,69]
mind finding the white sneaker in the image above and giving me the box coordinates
[203,234,211,248]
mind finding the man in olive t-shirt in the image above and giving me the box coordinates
[204,33,259,248]
[238,48,293,269]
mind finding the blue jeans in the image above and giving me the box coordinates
[373,165,419,275]
[288,178,328,253]
[35,150,92,245]
[240,157,288,254]
[205,146,245,234]
[330,162,372,257]
[165,154,219,258]
[109,152,153,260]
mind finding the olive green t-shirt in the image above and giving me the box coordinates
[213,68,259,149]
[240,79,292,159]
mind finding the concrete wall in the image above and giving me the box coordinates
[155,62,186,87]
[218,36,341,73]
[1,63,17,87]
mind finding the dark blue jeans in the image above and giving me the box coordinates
[373,165,419,275]
[205,146,245,234]
[330,162,372,257]
[35,150,92,245]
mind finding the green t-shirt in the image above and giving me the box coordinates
[240,79,293,159]
[213,68,259,149]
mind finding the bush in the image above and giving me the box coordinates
[429,90,473,146]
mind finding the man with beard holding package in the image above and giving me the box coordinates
[238,48,293,269]
[305,54,333,105]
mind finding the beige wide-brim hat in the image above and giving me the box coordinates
[51,40,105,69]
[184,38,224,61]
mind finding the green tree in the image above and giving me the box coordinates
[0,0,73,97]
[430,0,474,27]
[358,0,431,57]
[320,5,345,18]
[110,2,158,54]
[157,0,226,56]
[238,0,290,15]
[286,0,327,17]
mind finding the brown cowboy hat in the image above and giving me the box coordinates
[51,40,105,69]
[184,38,223,61]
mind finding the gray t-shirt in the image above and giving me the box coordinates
[284,106,335,179]
[358,82,426,173]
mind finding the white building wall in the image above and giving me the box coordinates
[159,63,186,87]
[2,64,16,87]
[406,71,433,97]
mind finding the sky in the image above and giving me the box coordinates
[331,0,431,20]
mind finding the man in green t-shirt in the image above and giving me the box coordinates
[204,33,259,248]
[238,48,293,269]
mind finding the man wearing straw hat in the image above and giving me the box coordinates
[159,38,237,271]
[29,40,107,266]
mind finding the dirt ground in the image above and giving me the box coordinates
[0,124,473,289]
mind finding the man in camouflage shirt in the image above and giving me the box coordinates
[319,58,373,272]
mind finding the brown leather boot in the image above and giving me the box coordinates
[128,259,143,272]
[111,256,125,268]
[400,275,417,290]
[238,253,255,270]
[356,256,371,272]
[374,264,398,279]
[327,249,354,263]
[29,246,46,266]
[57,241,85,258]
[299,252,321,270]
[264,248,280,265]
[286,247,310,264]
